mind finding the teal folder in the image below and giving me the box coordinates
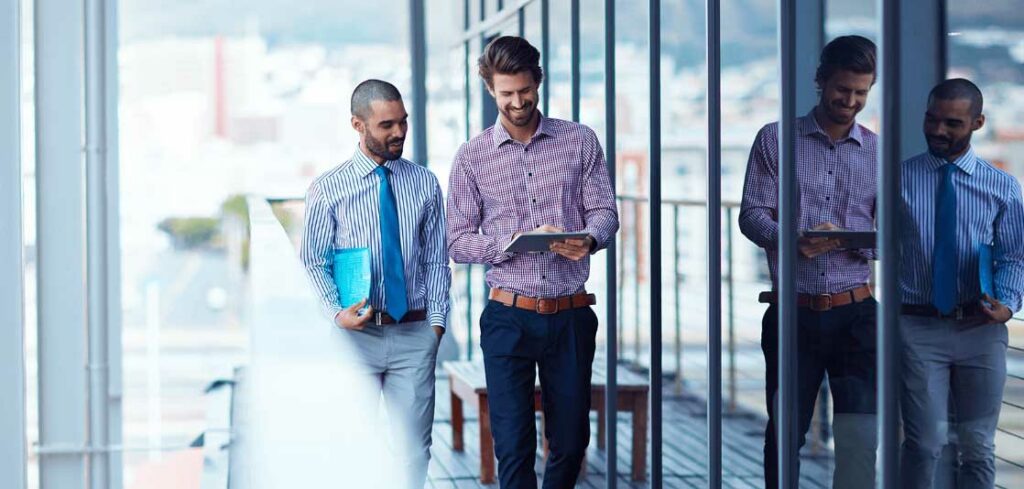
[979,243,994,298]
[332,247,371,308]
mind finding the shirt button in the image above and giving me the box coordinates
[542,275,547,279]
[821,273,825,276]
[532,198,537,203]
[528,172,533,177]
[830,145,836,150]
[825,196,830,201]
[524,147,529,152]
[828,171,833,175]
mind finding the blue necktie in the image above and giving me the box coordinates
[375,165,408,320]
[932,163,958,314]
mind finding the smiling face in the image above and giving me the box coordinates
[352,99,408,162]
[924,97,985,161]
[487,71,540,128]
[817,69,874,126]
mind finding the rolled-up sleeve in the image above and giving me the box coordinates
[994,179,1024,312]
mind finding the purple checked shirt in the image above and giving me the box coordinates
[739,111,878,294]
[446,114,619,297]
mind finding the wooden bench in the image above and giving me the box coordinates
[444,358,650,483]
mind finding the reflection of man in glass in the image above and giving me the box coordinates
[446,36,618,488]
[899,79,1024,489]
[300,79,451,489]
[739,36,879,489]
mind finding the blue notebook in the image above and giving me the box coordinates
[979,243,994,298]
[332,247,371,308]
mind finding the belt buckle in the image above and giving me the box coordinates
[535,298,559,315]
[374,312,384,326]
[955,307,964,321]
[812,294,832,312]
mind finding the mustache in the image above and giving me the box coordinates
[386,137,405,145]
[927,135,952,144]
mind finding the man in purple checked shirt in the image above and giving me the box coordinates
[739,36,879,489]
[446,36,618,489]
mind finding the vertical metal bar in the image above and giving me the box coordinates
[464,0,471,140]
[673,204,682,394]
[85,0,114,486]
[0,1,26,487]
[706,0,723,485]
[794,0,824,115]
[464,0,473,362]
[518,7,525,37]
[604,2,618,486]
[540,0,549,114]
[36,0,87,486]
[726,207,737,413]
[633,207,641,363]
[878,0,902,486]
[777,0,799,487]
[409,0,429,166]
[466,265,473,361]
[648,0,663,486]
[570,0,580,122]
[102,0,124,484]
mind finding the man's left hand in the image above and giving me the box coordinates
[432,325,444,339]
[980,294,1012,324]
[550,235,595,261]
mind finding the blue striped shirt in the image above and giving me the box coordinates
[899,147,1024,312]
[301,148,451,328]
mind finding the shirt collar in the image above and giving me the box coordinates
[352,145,401,178]
[491,112,552,148]
[799,109,864,146]
[927,145,978,176]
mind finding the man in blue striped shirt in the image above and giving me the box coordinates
[899,79,1024,489]
[301,79,451,489]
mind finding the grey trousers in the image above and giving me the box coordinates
[344,321,440,489]
[900,315,1008,489]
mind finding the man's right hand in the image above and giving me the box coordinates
[334,299,374,330]
[798,222,842,258]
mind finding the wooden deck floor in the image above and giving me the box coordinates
[426,373,834,488]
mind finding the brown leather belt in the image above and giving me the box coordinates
[374,309,427,325]
[489,288,596,315]
[758,284,873,312]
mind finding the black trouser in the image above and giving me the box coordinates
[761,299,878,489]
[480,300,599,489]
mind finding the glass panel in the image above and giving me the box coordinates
[117,1,409,485]
[20,0,38,486]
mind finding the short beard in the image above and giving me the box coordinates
[927,133,972,160]
[364,132,403,161]
[502,103,536,127]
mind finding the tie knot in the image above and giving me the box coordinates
[942,163,957,176]
[374,165,390,177]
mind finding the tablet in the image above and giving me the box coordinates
[503,231,590,253]
[802,230,876,249]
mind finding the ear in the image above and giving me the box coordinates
[351,115,364,133]
[485,83,496,99]
[973,113,985,132]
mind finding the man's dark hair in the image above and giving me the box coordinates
[815,35,877,86]
[478,36,544,89]
[929,78,984,117]
[351,79,403,119]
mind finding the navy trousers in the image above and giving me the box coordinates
[480,299,599,489]
[761,299,878,489]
